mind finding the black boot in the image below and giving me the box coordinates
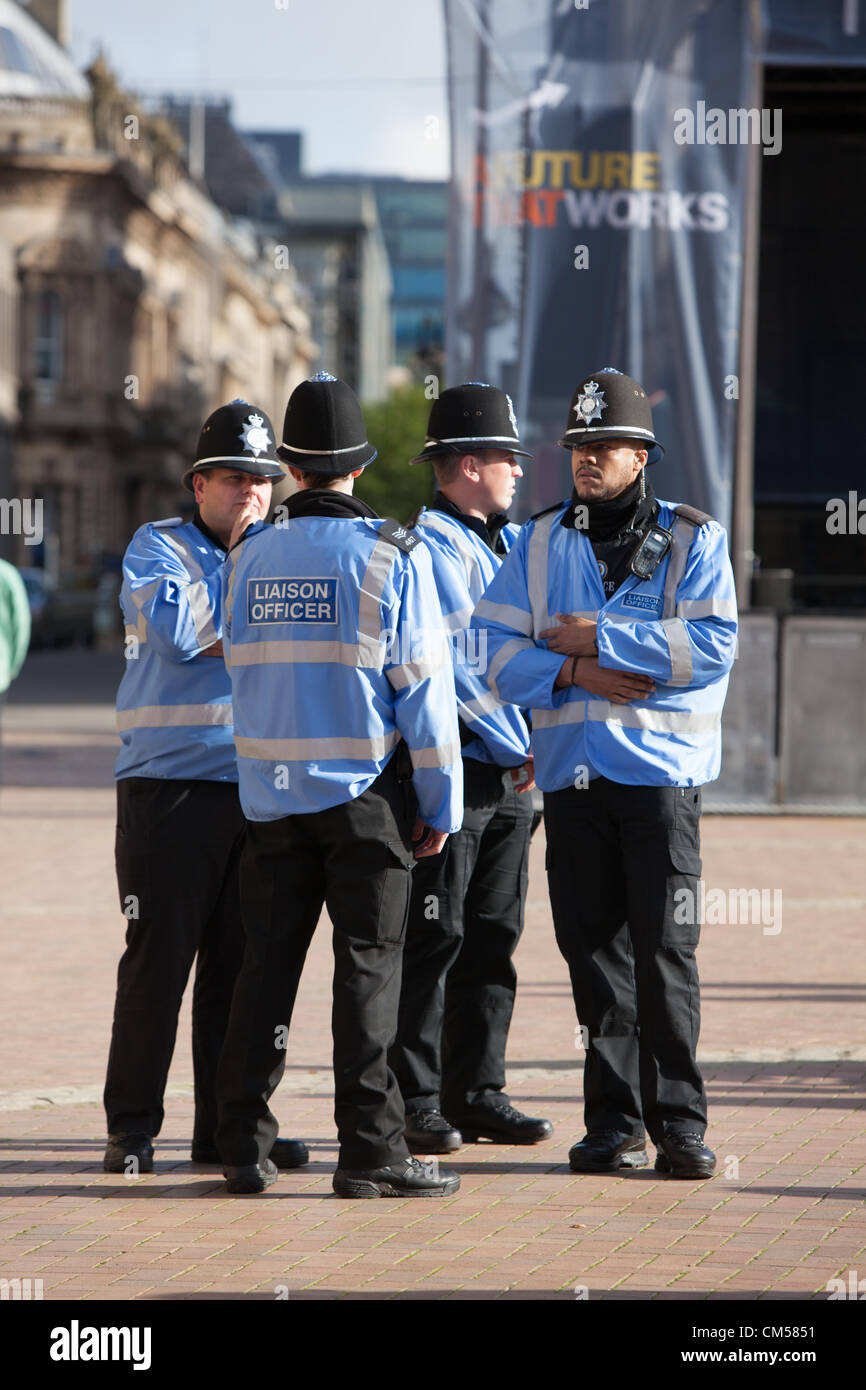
[448,1101,553,1145]
[333,1157,460,1198]
[103,1133,154,1174]
[404,1109,462,1154]
[568,1129,648,1173]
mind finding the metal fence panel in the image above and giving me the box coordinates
[779,617,866,808]
[704,613,778,809]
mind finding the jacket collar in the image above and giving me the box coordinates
[429,490,509,552]
[560,476,657,540]
[285,489,379,521]
[192,507,227,552]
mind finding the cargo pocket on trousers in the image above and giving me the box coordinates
[664,789,703,948]
[114,825,151,925]
[375,839,416,946]
[669,787,703,874]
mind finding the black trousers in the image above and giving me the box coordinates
[104,777,246,1142]
[215,756,417,1171]
[390,758,533,1116]
[544,778,707,1144]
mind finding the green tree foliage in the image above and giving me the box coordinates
[356,386,436,522]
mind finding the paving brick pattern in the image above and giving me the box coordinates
[1,653,864,1300]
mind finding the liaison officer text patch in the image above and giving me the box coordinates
[621,592,663,614]
[247,577,339,624]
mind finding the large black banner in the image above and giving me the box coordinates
[444,0,758,523]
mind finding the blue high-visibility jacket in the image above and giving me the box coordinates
[115,517,235,782]
[413,503,530,768]
[223,515,464,830]
[471,498,738,789]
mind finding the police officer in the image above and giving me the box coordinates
[104,400,309,1175]
[390,384,552,1153]
[215,373,464,1197]
[472,370,738,1179]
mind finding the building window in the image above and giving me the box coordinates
[34,290,63,383]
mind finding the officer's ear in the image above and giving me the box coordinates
[460,453,481,481]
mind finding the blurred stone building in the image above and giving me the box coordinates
[0,0,315,571]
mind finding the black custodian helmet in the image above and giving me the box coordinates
[276,372,377,474]
[183,399,284,491]
[409,382,531,466]
[558,369,664,464]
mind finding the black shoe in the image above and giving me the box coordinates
[223,1158,279,1194]
[332,1156,460,1199]
[103,1133,154,1174]
[568,1130,648,1173]
[449,1102,553,1145]
[192,1138,310,1169]
[404,1110,463,1154]
[655,1132,716,1179]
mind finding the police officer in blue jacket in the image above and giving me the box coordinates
[390,384,553,1153]
[104,401,309,1176]
[215,374,464,1197]
[472,370,738,1180]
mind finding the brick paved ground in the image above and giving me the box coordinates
[1,652,864,1303]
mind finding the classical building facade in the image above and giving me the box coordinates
[0,0,314,571]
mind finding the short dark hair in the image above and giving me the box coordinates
[431,452,463,485]
[297,469,354,489]
[432,447,513,486]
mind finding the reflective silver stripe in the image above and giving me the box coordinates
[431,434,521,445]
[279,440,369,455]
[129,578,161,612]
[473,596,533,636]
[387,649,450,690]
[563,425,656,442]
[676,598,738,620]
[459,690,504,723]
[229,639,380,669]
[533,702,721,734]
[235,730,400,761]
[588,703,721,733]
[487,636,534,699]
[358,537,400,663]
[225,553,240,627]
[186,576,219,650]
[418,512,480,585]
[159,529,219,648]
[532,702,586,730]
[124,611,148,645]
[442,605,474,633]
[161,529,205,581]
[527,511,556,635]
[116,703,232,732]
[409,740,461,770]
[662,520,694,619]
[661,617,693,686]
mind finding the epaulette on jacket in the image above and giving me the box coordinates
[152,516,183,529]
[674,504,714,528]
[377,518,422,554]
